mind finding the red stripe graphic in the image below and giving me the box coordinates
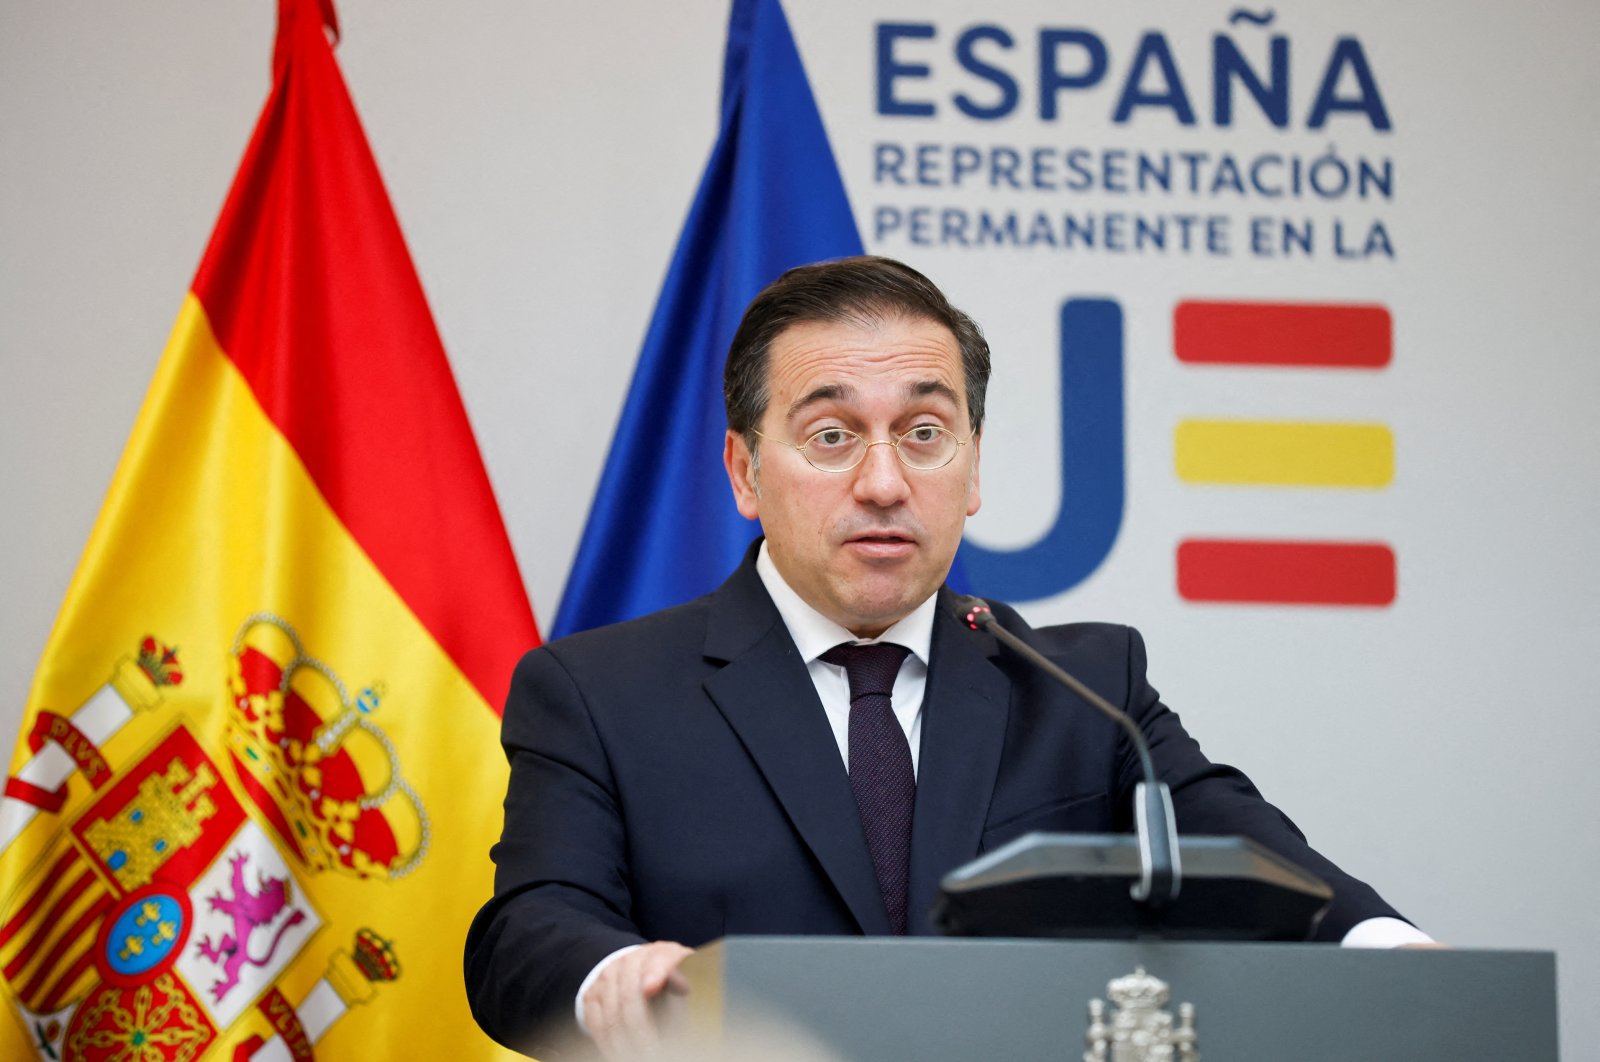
[1175,301,1391,367]
[4,866,93,981]
[0,848,81,949]
[1177,540,1396,606]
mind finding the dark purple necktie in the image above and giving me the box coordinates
[821,641,915,935]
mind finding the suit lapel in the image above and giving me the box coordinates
[906,590,1011,934]
[702,553,891,936]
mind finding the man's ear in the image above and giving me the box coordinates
[724,430,761,519]
[965,431,982,517]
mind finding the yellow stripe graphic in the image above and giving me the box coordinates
[1175,420,1394,487]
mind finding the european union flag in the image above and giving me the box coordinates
[552,0,863,637]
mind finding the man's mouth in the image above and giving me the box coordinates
[844,531,917,557]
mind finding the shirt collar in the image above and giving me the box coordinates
[756,540,936,666]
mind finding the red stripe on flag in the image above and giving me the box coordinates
[190,8,538,712]
[0,848,81,949]
[3,866,94,981]
[1175,301,1391,367]
[17,894,112,1006]
[1177,540,1396,606]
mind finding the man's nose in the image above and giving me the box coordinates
[851,440,911,506]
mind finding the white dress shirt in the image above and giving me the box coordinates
[755,541,934,776]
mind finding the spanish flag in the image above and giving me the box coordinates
[0,2,536,1059]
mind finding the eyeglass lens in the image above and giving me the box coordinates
[802,427,959,471]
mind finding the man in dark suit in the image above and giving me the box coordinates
[464,257,1427,1058]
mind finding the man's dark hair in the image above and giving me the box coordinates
[723,256,992,447]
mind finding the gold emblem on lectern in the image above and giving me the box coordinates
[1083,966,1198,1062]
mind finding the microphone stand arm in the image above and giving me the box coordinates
[961,602,1182,906]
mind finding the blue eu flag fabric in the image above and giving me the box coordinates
[552,0,865,637]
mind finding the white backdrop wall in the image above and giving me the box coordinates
[3,2,1597,1056]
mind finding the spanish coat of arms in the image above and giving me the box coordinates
[1084,966,1199,1062]
[0,617,415,1061]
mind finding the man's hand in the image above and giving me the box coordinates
[582,940,693,1059]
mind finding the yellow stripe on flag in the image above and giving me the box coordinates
[1174,419,1394,487]
[3,297,517,1059]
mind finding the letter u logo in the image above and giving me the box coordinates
[954,298,1125,600]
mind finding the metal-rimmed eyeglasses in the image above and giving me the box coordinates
[751,425,972,473]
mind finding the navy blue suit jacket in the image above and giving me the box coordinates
[464,547,1402,1053]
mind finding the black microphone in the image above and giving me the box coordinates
[953,595,1181,906]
